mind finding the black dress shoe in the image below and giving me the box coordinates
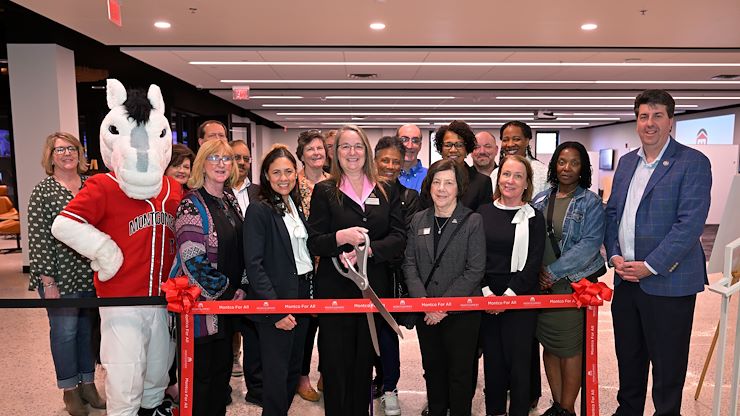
[245,392,263,407]
[541,401,561,416]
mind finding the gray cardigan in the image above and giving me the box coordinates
[402,203,485,298]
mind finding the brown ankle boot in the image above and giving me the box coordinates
[63,387,89,416]
[79,382,106,409]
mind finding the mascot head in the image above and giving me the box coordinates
[100,79,172,200]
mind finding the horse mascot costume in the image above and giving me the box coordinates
[52,79,182,416]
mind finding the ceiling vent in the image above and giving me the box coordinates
[534,110,557,120]
[711,74,740,80]
[348,73,378,79]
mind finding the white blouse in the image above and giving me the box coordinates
[282,197,313,275]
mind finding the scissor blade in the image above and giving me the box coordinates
[366,312,380,355]
[364,288,404,339]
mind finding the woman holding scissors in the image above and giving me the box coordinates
[307,125,406,416]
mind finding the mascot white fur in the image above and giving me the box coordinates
[52,79,182,416]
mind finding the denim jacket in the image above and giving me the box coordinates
[532,186,606,282]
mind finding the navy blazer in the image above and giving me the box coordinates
[243,198,312,323]
[604,138,712,297]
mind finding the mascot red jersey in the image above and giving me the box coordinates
[52,79,182,416]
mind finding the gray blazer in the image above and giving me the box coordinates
[402,203,485,298]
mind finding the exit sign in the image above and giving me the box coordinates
[232,86,250,100]
[107,0,122,27]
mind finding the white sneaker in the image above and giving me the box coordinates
[382,390,401,416]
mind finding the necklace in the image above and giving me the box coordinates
[434,216,451,234]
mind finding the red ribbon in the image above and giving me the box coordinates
[571,280,613,307]
[162,276,201,313]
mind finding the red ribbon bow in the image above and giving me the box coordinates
[570,280,613,307]
[162,276,202,313]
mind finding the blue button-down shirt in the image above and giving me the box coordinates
[616,139,671,274]
[398,159,427,192]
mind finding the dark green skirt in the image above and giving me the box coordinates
[536,278,583,358]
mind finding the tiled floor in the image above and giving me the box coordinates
[0,237,738,415]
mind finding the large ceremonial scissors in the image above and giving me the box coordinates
[332,233,403,355]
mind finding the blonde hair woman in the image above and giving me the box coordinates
[171,139,245,416]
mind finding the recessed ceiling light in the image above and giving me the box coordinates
[154,21,171,29]
[581,23,598,31]
[369,22,386,30]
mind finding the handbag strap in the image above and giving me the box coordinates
[422,211,473,289]
[545,188,562,259]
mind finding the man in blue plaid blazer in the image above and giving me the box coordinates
[605,89,712,416]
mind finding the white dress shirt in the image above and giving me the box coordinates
[232,179,252,217]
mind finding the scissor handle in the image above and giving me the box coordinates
[354,233,370,276]
[331,255,369,290]
[331,233,371,290]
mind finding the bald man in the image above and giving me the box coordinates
[396,124,427,192]
[473,131,499,176]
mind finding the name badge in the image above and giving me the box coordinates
[366,197,380,206]
[420,227,431,235]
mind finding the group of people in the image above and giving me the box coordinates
[28,89,712,416]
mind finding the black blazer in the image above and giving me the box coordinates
[243,198,312,323]
[419,163,493,211]
[247,183,261,202]
[307,179,406,299]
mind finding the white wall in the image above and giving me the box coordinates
[8,44,79,267]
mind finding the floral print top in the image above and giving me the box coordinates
[28,176,94,295]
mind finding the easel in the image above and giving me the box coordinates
[704,237,740,416]
[695,270,740,400]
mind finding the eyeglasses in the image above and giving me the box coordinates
[53,146,79,155]
[205,155,234,164]
[442,142,466,149]
[233,155,252,163]
[338,143,365,153]
[400,136,422,145]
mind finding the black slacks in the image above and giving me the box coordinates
[612,282,696,416]
[256,315,309,416]
[481,309,538,416]
[318,313,374,416]
[417,312,481,416]
[193,334,233,416]
[240,316,263,400]
[301,316,320,375]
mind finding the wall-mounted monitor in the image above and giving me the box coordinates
[675,114,735,145]
[599,149,615,171]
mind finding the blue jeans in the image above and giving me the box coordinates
[39,288,96,389]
